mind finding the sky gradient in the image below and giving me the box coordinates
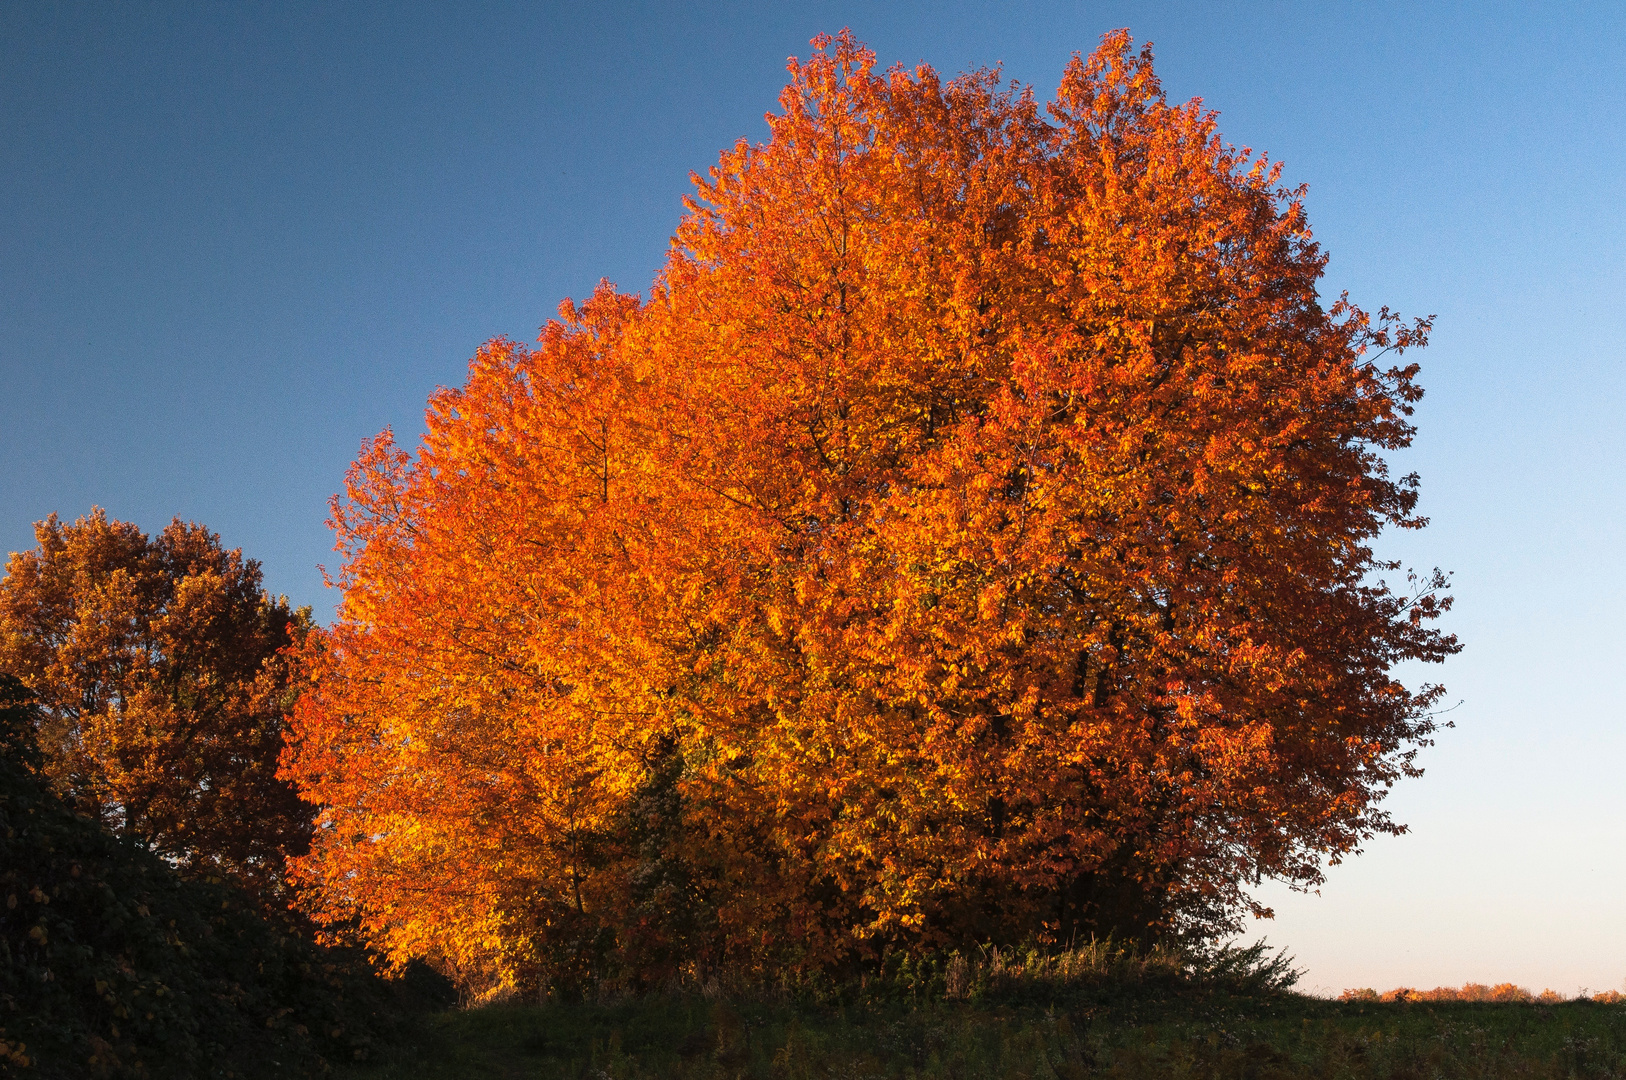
[3,1,1624,995]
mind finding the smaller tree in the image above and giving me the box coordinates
[0,509,312,896]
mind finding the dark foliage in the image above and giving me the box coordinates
[0,675,450,1078]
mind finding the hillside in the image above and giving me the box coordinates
[0,675,442,1078]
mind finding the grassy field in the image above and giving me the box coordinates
[335,992,1626,1079]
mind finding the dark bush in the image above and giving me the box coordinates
[0,675,444,1078]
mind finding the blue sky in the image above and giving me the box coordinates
[3,1,1623,994]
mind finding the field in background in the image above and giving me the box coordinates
[331,949,1626,1080]
[335,994,1626,1079]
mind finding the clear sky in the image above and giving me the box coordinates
[3,1,1623,996]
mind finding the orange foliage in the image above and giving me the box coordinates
[1341,984,1578,1004]
[0,511,313,896]
[282,30,1457,997]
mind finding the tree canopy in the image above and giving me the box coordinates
[282,30,1456,999]
[0,510,313,897]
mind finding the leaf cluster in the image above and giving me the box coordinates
[0,510,313,898]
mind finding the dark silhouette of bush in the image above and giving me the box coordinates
[0,674,444,1077]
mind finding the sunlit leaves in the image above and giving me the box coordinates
[282,29,1454,998]
[0,510,314,898]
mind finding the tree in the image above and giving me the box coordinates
[0,510,313,896]
[283,30,1457,998]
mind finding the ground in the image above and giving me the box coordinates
[334,993,1626,1079]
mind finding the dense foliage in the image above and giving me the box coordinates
[0,675,439,1078]
[283,30,1456,999]
[0,511,312,897]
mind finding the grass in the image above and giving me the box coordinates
[336,989,1626,1078]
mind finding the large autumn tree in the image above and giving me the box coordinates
[284,30,1457,998]
[0,510,313,896]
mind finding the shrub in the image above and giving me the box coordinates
[0,675,439,1078]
